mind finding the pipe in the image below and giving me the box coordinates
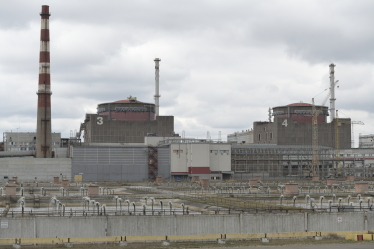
[151,199,155,215]
[102,204,106,215]
[329,63,336,122]
[169,201,172,215]
[160,200,163,214]
[292,196,297,207]
[154,58,161,119]
[132,202,136,214]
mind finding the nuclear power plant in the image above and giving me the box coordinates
[2,5,374,246]
[0,5,373,183]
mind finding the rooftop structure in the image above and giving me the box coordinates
[97,96,156,121]
[359,134,374,148]
[227,129,253,144]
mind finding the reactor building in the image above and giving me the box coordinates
[77,57,175,144]
[253,64,351,149]
[80,97,174,144]
[253,102,351,149]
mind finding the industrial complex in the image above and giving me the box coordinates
[1,5,374,247]
[0,5,373,183]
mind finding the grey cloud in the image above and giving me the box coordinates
[2,1,374,140]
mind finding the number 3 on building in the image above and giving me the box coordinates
[97,117,103,125]
[282,119,288,127]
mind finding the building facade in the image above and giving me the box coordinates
[227,130,253,144]
[253,103,351,149]
[359,134,374,148]
[231,144,335,178]
[157,138,232,180]
[2,132,61,153]
[70,138,232,182]
[81,97,175,144]
[71,145,170,181]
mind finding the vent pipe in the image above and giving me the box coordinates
[154,58,161,118]
[329,63,336,122]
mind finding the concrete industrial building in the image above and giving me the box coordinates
[359,134,374,148]
[70,137,232,182]
[2,132,61,153]
[157,138,232,180]
[253,102,351,149]
[231,144,335,178]
[227,129,253,144]
[80,97,174,144]
[248,101,352,178]
[231,144,374,179]
[339,147,374,177]
[71,144,170,182]
[254,64,350,149]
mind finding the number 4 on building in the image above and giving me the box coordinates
[282,119,288,127]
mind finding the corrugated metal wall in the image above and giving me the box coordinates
[158,146,171,179]
[71,146,170,181]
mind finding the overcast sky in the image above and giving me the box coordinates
[1,0,374,147]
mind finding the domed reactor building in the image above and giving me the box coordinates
[78,58,174,144]
[254,64,351,149]
[81,96,174,143]
[253,102,351,149]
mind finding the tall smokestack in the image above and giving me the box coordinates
[329,63,336,122]
[36,5,52,158]
[154,58,161,118]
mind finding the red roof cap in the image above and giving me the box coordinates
[286,103,312,106]
[114,100,132,103]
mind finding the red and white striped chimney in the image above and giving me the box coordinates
[36,5,52,158]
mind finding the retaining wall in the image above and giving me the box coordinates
[0,212,372,238]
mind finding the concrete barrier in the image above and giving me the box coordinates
[1,231,373,245]
[69,236,121,243]
[0,239,16,244]
[266,232,316,238]
[0,212,371,239]
[363,234,373,241]
[225,233,265,239]
[126,236,166,242]
[167,234,221,241]
[321,230,367,237]
[20,238,67,244]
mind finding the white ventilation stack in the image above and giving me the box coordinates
[154,58,161,119]
[329,63,336,122]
